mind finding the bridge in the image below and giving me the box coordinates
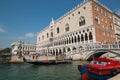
[66,43,120,61]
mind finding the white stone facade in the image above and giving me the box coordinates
[114,13,120,43]
[11,42,36,55]
[37,0,94,50]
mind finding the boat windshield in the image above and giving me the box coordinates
[91,61,107,66]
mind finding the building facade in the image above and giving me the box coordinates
[36,0,117,58]
[114,13,120,43]
[11,42,36,55]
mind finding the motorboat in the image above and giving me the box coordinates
[78,58,120,80]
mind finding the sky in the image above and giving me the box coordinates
[0,0,120,48]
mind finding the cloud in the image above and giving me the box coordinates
[0,27,6,33]
[17,32,36,40]
[25,33,36,38]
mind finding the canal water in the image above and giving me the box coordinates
[0,61,87,80]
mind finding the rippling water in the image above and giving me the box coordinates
[0,61,86,80]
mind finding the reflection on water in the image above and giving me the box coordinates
[0,61,87,80]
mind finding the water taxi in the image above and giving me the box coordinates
[78,58,120,80]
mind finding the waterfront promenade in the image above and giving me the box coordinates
[108,74,120,80]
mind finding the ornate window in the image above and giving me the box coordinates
[47,33,49,38]
[79,16,85,26]
[110,23,113,30]
[57,27,60,34]
[95,16,99,24]
[65,23,70,32]
[72,14,74,16]
[100,8,103,14]
[51,32,53,37]
[95,5,99,11]
[42,35,44,40]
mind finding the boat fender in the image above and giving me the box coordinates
[111,69,117,76]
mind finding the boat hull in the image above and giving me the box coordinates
[23,57,71,65]
[26,60,56,65]
[88,72,111,80]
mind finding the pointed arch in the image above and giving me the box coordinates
[85,33,88,41]
[72,36,74,43]
[47,33,49,38]
[53,50,55,55]
[67,38,69,44]
[57,27,60,34]
[81,34,84,41]
[51,32,53,37]
[89,32,93,40]
[69,37,71,44]
[78,35,80,42]
[74,36,77,43]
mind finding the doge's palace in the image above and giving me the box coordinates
[36,0,117,59]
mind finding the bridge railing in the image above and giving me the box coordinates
[65,43,120,57]
[82,43,120,51]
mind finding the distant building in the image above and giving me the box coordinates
[113,13,120,43]
[11,42,36,55]
[36,0,118,57]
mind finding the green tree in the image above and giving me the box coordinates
[0,48,11,53]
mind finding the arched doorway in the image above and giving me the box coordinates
[74,36,77,43]
[72,37,74,43]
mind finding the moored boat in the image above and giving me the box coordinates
[78,58,120,80]
[23,54,72,65]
